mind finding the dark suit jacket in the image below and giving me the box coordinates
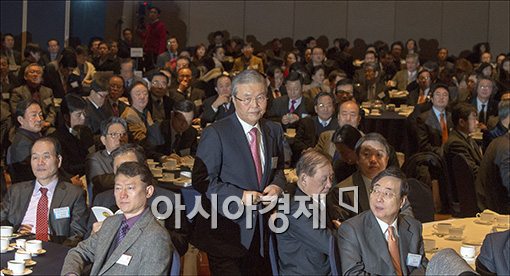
[85,98,113,134]
[327,171,413,221]
[86,186,191,257]
[482,121,508,151]
[51,124,95,177]
[266,95,315,129]
[444,129,483,178]
[0,179,89,246]
[353,78,389,104]
[147,95,174,123]
[106,99,128,117]
[10,84,57,127]
[169,87,205,117]
[471,97,498,125]
[477,230,510,276]
[191,115,286,256]
[155,119,198,158]
[92,56,120,74]
[62,209,172,275]
[475,133,510,214]
[200,95,235,127]
[416,109,453,155]
[292,115,339,156]
[7,128,40,183]
[337,211,428,275]
[85,149,113,197]
[276,188,331,275]
[43,62,82,98]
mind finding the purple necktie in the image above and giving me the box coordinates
[289,100,296,113]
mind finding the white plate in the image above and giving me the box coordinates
[1,268,33,275]
[158,178,176,183]
[474,219,493,225]
[0,246,15,253]
[445,236,465,241]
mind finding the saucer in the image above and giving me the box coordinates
[462,256,476,263]
[18,249,46,256]
[463,240,483,246]
[24,259,37,266]
[496,223,510,228]
[425,247,439,253]
[152,174,163,178]
[158,178,176,183]
[474,219,493,225]
[0,246,15,253]
[1,268,33,275]
[0,233,21,239]
[445,236,464,241]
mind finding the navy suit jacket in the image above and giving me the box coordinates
[477,230,510,275]
[266,95,315,129]
[200,95,235,127]
[192,114,286,256]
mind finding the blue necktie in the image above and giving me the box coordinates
[113,220,129,250]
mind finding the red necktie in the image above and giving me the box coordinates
[440,113,448,144]
[112,102,119,117]
[388,226,403,276]
[289,99,296,113]
[248,128,262,187]
[36,188,49,241]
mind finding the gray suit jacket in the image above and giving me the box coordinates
[61,209,173,275]
[477,230,510,275]
[85,150,113,196]
[0,179,88,246]
[416,109,453,155]
[337,211,427,275]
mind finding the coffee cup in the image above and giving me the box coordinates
[433,222,452,235]
[16,238,26,249]
[0,225,14,237]
[162,173,175,180]
[423,238,436,252]
[460,244,476,259]
[1,237,9,250]
[150,167,163,176]
[449,227,464,239]
[476,211,495,223]
[148,163,157,169]
[496,215,510,226]
[163,159,177,170]
[7,260,25,274]
[15,251,32,262]
[25,240,42,253]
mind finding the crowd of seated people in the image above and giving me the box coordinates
[1,21,510,275]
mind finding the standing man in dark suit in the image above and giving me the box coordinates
[276,149,334,275]
[1,137,89,246]
[416,83,453,155]
[61,162,173,275]
[200,75,235,127]
[192,70,286,275]
[444,102,483,178]
[266,71,315,130]
[337,167,427,275]
[471,76,498,130]
[293,92,338,158]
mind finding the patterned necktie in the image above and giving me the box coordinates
[112,102,119,117]
[248,128,263,187]
[440,113,448,144]
[418,91,426,104]
[36,188,49,241]
[479,104,486,124]
[289,99,296,113]
[388,226,403,276]
[113,220,130,250]
[223,103,229,111]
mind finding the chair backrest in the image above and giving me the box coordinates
[448,154,479,217]
[406,178,435,223]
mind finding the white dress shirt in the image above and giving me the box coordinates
[21,178,59,234]
[236,114,266,173]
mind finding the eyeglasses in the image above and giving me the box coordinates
[234,95,267,105]
[480,85,492,89]
[151,81,167,87]
[370,187,397,200]
[317,103,333,109]
[106,132,126,139]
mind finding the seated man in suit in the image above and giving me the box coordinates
[471,76,498,131]
[353,62,389,104]
[391,53,420,91]
[276,149,334,275]
[8,99,43,183]
[147,72,173,123]
[266,71,315,130]
[292,92,338,159]
[337,167,427,275]
[416,83,453,155]
[327,133,412,222]
[444,102,483,179]
[201,74,235,127]
[476,230,510,275]
[407,70,432,106]
[1,137,89,246]
[84,77,113,135]
[86,117,128,200]
[169,67,205,117]
[106,75,128,117]
[157,99,198,160]
[61,162,173,275]
[475,132,510,214]
[232,42,264,74]
[315,100,361,159]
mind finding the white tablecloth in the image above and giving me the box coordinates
[422,217,509,267]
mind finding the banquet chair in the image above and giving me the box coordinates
[406,178,435,223]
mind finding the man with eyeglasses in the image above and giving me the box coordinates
[86,117,128,202]
[169,67,205,117]
[192,69,286,275]
[106,75,128,117]
[337,167,427,275]
[147,72,173,123]
[407,70,432,106]
[471,76,498,130]
[84,76,113,134]
[293,92,338,162]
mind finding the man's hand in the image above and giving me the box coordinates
[178,79,190,92]
[332,219,342,229]
[70,175,84,188]
[263,184,283,197]
[92,221,103,233]
[281,113,299,125]
[18,224,33,234]
[212,95,230,109]
[242,190,263,206]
